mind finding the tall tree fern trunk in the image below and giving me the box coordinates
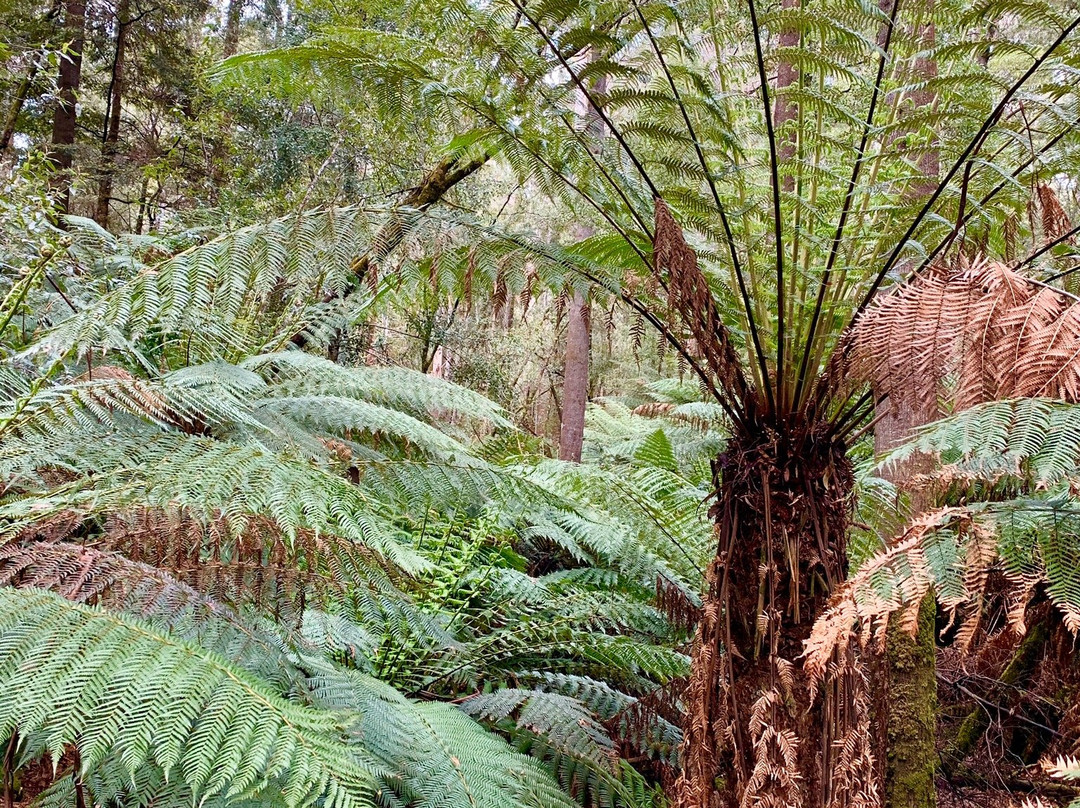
[222,0,245,57]
[675,417,871,808]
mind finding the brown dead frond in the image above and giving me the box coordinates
[7,505,394,611]
[653,200,750,408]
[0,540,229,614]
[633,402,675,418]
[847,257,1080,412]
[803,507,975,684]
[655,573,702,631]
[1038,183,1074,247]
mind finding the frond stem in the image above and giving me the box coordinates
[793,0,901,409]
[507,0,662,200]
[856,13,1080,318]
[629,0,774,414]
[746,0,787,413]
[1018,222,1080,273]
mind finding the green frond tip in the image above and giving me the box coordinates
[0,587,378,808]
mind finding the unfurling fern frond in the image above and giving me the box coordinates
[0,587,377,808]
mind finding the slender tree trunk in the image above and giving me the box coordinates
[134,174,149,233]
[1,59,41,155]
[48,0,86,216]
[94,0,131,228]
[5,2,63,156]
[558,290,589,462]
[557,57,605,463]
[222,0,245,57]
[908,2,938,197]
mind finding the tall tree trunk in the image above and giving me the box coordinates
[94,0,131,228]
[558,290,589,462]
[222,0,244,57]
[908,1,938,197]
[876,397,939,808]
[1,59,41,155]
[48,0,86,217]
[676,417,864,808]
[878,3,940,804]
[557,57,605,463]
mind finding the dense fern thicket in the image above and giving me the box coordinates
[5,0,1080,804]
[0,206,729,808]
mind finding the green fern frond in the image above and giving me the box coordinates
[886,398,1080,487]
[0,587,377,808]
[306,667,579,808]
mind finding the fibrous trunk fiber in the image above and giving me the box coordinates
[674,418,876,808]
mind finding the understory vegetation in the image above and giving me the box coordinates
[3,0,1080,806]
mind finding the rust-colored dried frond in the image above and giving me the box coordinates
[9,506,389,611]
[848,257,1080,413]
[0,540,236,618]
[821,647,878,808]
[1037,183,1074,246]
[655,572,702,631]
[653,200,751,409]
[741,685,802,808]
[673,555,729,808]
[101,508,386,608]
[632,402,676,418]
[803,508,974,683]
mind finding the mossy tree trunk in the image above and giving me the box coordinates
[885,592,938,808]
[876,395,939,808]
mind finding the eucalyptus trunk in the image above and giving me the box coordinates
[558,60,605,463]
[94,0,131,229]
[558,290,589,462]
[48,0,86,216]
